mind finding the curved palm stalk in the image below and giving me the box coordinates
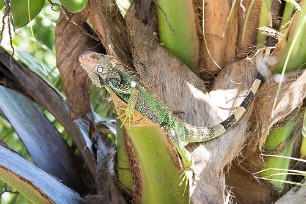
[281,2,296,30]
[0,146,84,204]
[0,86,91,194]
[117,124,189,203]
[261,121,299,191]
[257,0,272,46]
[156,0,199,73]
[116,122,134,191]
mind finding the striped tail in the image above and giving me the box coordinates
[182,72,264,142]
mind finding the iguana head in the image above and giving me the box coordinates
[79,51,112,75]
[79,51,117,87]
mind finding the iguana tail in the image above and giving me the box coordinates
[182,72,265,142]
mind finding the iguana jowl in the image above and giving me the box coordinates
[79,51,264,179]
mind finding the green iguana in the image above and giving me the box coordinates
[79,51,264,184]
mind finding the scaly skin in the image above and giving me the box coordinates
[79,51,264,186]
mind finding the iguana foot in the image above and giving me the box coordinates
[117,87,139,128]
[117,103,135,128]
[179,167,194,196]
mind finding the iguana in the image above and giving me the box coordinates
[79,51,264,184]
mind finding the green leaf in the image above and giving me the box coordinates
[11,0,45,28]
[0,0,4,10]
[275,2,306,73]
[59,0,88,13]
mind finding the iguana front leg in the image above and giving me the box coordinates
[108,80,139,127]
[117,87,139,127]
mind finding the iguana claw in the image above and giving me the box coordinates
[117,87,139,128]
[179,167,193,196]
[117,103,135,128]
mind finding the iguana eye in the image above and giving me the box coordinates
[91,54,99,60]
[97,67,103,73]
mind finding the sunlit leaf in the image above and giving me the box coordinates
[11,0,45,28]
